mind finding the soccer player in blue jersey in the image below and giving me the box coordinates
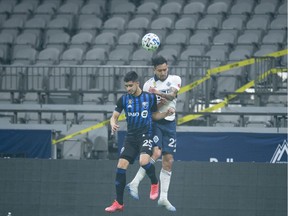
[127,55,181,211]
[105,71,175,213]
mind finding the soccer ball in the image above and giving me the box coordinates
[141,33,160,51]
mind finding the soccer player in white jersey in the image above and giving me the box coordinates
[127,55,181,211]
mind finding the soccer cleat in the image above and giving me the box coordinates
[149,183,159,200]
[105,200,124,213]
[158,199,176,212]
[126,183,139,200]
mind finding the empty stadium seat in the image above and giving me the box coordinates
[189,30,212,46]
[116,32,140,52]
[79,2,103,18]
[245,115,272,127]
[262,30,286,44]
[107,48,131,65]
[228,49,252,61]
[11,1,35,21]
[1,17,24,38]
[45,17,71,41]
[45,32,70,53]
[92,32,117,53]
[77,15,102,36]
[173,17,196,39]
[164,32,187,53]
[197,16,220,29]
[102,16,126,36]
[60,48,84,65]
[126,17,150,36]
[36,48,60,65]
[69,32,93,52]
[109,1,136,22]
[207,1,229,14]
[0,32,14,63]
[13,32,39,55]
[158,2,182,21]
[135,1,159,19]
[269,15,287,29]
[23,17,47,42]
[149,16,173,41]
[213,31,236,44]
[214,115,240,127]
[12,48,37,65]
[130,48,154,65]
[221,16,244,30]
[278,2,287,14]
[56,2,80,27]
[254,2,277,14]
[182,1,205,22]
[34,3,56,22]
[246,15,270,30]
[83,48,107,65]
[156,48,178,63]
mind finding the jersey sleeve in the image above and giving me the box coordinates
[171,75,182,91]
[114,96,123,113]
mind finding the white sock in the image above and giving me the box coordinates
[130,158,156,186]
[159,168,172,200]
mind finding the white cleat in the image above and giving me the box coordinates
[126,183,139,200]
[158,199,176,212]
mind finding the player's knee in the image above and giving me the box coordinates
[152,147,161,160]
[162,154,174,170]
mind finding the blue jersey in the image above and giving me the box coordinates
[115,92,157,137]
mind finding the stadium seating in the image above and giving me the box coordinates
[0,0,286,129]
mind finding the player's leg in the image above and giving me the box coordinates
[139,152,159,200]
[158,121,177,211]
[105,158,129,212]
[106,139,137,212]
[127,129,162,199]
[158,153,176,211]
[127,146,161,199]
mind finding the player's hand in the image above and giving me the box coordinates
[166,107,175,116]
[149,87,160,95]
[111,123,119,135]
[160,98,168,105]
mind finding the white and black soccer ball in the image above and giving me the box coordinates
[141,33,160,52]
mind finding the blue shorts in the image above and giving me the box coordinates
[152,120,177,155]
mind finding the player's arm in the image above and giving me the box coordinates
[152,107,175,120]
[110,97,123,134]
[110,111,121,134]
[150,86,178,101]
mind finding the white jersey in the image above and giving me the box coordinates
[143,75,182,121]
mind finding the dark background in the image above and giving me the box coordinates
[0,159,286,216]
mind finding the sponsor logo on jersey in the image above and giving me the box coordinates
[127,99,133,108]
[141,110,148,118]
[127,112,139,117]
[142,102,148,109]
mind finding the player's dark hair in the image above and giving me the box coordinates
[152,55,167,68]
[124,71,139,82]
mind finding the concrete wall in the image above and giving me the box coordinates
[0,159,286,216]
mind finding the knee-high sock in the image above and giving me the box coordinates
[142,162,158,184]
[115,168,126,205]
[130,158,156,186]
[159,168,172,200]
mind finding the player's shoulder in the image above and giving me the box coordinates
[144,77,154,84]
[168,74,182,82]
